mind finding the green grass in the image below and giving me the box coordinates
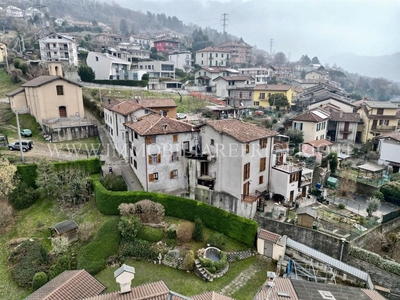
[95,256,275,298]
[138,226,164,242]
[0,197,108,300]
[0,69,19,98]
[83,88,210,114]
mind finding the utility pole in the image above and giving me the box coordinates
[221,13,228,42]
[270,39,273,56]
[15,110,25,162]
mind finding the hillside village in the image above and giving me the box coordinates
[0,1,400,300]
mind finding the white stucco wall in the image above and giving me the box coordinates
[308,99,354,113]
[335,121,357,143]
[379,139,400,165]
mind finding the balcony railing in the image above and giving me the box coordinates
[197,171,216,179]
[371,125,396,131]
[273,141,289,152]
[273,163,302,173]
[339,129,353,134]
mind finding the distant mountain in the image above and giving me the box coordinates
[326,52,400,82]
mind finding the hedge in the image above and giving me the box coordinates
[381,181,400,205]
[16,158,101,188]
[93,180,258,247]
[91,79,148,87]
[76,217,121,275]
[349,247,400,276]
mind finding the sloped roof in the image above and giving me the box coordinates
[6,87,24,97]
[258,229,280,243]
[196,67,239,74]
[213,75,253,82]
[296,206,317,218]
[253,84,292,91]
[204,119,278,143]
[328,110,360,122]
[26,270,106,300]
[114,264,135,279]
[196,47,230,53]
[290,109,330,122]
[104,100,144,116]
[49,220,78,234]
[365,101,398,109]
[219,40,252,49]
[254,278,298,300]
[139,98,177,108]
[376,132,400,142]
[192,291,235,300]
[124,113,194,136]
[21,76,83,88]
[304,139,333,148]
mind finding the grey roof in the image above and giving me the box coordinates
[21,76,83,88]
[286,238,373,289]
[365,101,398,108]
[291,279,382,300]
[296,206,317,218]
[49,220,78,234]
[6,87,24,97]
[114,264,135,278]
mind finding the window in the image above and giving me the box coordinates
[239,92,242,99]
[221,53,224,57]
[95,56,99,62]
[146,136,156,144]
[173,134,178,143]
[134,160,137,169]
[322,122,326,129]
[290,172,299,183]
[134,132,138,139]
[379,119,389,125]
[377,108,384,115]
[144,109,149,114]
[320,134,324,139]
[56,85,64,95]
[249,92,252,97]
[211,139,215,146]
[317,123,321,131]
[171,151,179,162]
[254,101,260,106]
[259,138,268,149]
[294,122,303,130]
[133,148,137,156]
[259,93,265,99]
[260,157,266,172]
[216,53,218,57]
[243,162,250,181]
[170,169,178,179]
[154,172,159,180]
[259,176,264,184]
[148,154,161,164]
[245,143,250,154]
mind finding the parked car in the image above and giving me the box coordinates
[8,140,34,152]
[20,129,32,137]
[177,113,187,120]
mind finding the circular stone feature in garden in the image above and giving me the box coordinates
[204,247,221,262]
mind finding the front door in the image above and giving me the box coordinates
[200,162,208,176]
[243,181,250,197]
[290,190,294,202]
[302,186,307,197]
[59,106,67,118]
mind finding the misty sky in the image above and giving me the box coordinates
[115,0,400,62]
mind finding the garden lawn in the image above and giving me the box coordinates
[0,197,108,300]
[95,256,275,299]
[0,69,19,97]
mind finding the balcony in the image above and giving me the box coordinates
[196,171,216,180]
[273,141,289,153]
[241,193,259,203]
[182,150,208,160]
[370,125,396,132]
[272,163,302,173]
[339,129,353,134]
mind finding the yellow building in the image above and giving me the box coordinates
[358,101,399,143]
[253,84,294,108]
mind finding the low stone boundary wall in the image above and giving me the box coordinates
[227,249,254,262]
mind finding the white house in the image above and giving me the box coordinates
[377,132,400,173]
[305,70,327,80]
[129,35,152,48]
[168,51,192,73]
[290,108,330,142]
[195,47,231,68]
[187,119,278,219]
[137,61,175,79]
[124,113,198,193]
[117,43,150,59]
[212,75,253,99]
[87,52,131,80]
[38,33,78,66]
[195,66,239,87]
[104,47,133,62]
[6,5,23,18]
[238,66,275,84]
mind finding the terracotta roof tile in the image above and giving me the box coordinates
[196,47,230,53]
[254,84,292,91]
[376,132,400,142]
[328,110,360,122]
[192,291,235,300]
[254,278,298,300]
[361,289,387,300]
[83,280,170,300]
[124,113,194,136]
[138,98,177,108]
[105,101,144,116]
[21,76,83,88]
[304,139,333,148]
[258,229,280,243]
[26,270,106,300]
[205,119,278,143]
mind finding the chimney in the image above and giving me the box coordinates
[114,264,135,294]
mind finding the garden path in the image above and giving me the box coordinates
[219,262,264,296]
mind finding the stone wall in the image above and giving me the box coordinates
[255,214,350,260]
[45,125,98,143]
[226,249,254,263]
[347,256,400,294]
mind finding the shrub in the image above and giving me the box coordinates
[78,222,95,243]
[207,232,226,249]
[366,197,381,217]
[390,172,400,182]
[51,236,69,255]
[9,240,50,287]
[167,224,177,239]
[8,181,40,210]
[338,203,345,209]
[49,254,72,279]
[183,250,195,270]
[120,239,157,260]
[118,200,165,223]
[32,272,48,290]
[198,251,227,273]
[77,218,121,275]
[137,226,164,242]
[118,216,143,242]
[193,218,204,242]
[372,191,384,201]
[93,180,258,247]
[100,174,127,191]
[177,222,194,243]
[381,181,400,201]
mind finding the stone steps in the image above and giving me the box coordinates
[194,259,213,282]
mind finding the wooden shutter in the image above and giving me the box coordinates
[149,173,154,182]
[158,154,161,163]
[146,136,152,144]
[243,164,246,181]
[170,170,174,179]
[148,155,152,164]
[173,134,178,142]
[246,143,250,153]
